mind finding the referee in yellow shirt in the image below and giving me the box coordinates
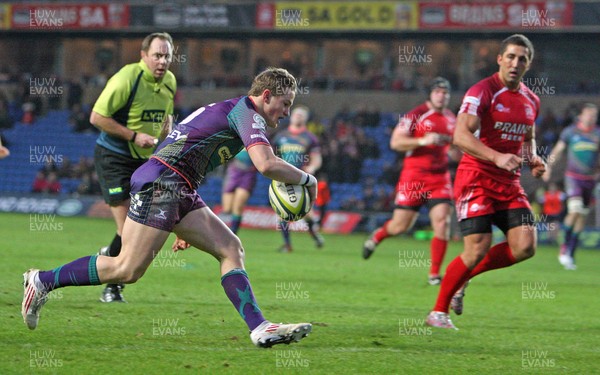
[90,32,177,302]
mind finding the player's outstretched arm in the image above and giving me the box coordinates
[303,151,322,175]
[542,140,565,182]
[390,119,445,152]
[247,144,317,201]
[454,112,521,172]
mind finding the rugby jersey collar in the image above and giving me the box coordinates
[138,59,165,84]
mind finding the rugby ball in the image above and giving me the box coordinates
[268,180,311,221]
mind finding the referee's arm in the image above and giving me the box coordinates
[90,111,156,148]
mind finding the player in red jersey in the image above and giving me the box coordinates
[426,34,546,329]
[362,77,457,285]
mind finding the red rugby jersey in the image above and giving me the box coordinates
[397,102,456,174]
[458,73,540,182]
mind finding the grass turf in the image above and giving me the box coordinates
[1,212,598,374]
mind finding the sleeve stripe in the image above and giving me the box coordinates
[246,142,270,150]
[459,102,478,116]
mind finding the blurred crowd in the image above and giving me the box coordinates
[31,156,100,196]
[0,66,590,211]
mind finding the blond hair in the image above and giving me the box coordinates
[248,67,297,97]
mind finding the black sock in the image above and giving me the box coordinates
[108,234,122,257]
[305,217,317,236]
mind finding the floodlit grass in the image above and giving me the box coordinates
[1,212,598,374]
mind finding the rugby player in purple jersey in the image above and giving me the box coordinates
[22,67,317,348]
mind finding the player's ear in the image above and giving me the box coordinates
[263,89,272,104]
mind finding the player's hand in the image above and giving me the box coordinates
[529,155,547,179]
[541,165,552,182]
[172,236,191,252]
[0,146,9,159]
[494,153,522,173]
[135,133,159,148]
[421,133,448,147]
[307,180,318,206]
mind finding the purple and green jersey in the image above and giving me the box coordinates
[559,125,600,180]
[149,96,269,189]
[231,149,256,171]
[272,129,320,169]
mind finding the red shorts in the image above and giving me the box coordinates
[455,168,531,222]
[394,171,452,208]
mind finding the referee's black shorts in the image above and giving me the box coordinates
[94,145,146,205]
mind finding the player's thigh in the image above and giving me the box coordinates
[98,218,171,280]
[566,196,589,216]
[388,207,419,234]
[232,188,251,212]
[174,207,242,260]
[428,202,452,237]
[222,192,234,212]
[428,202,451,225]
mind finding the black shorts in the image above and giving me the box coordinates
[459,208,535,236]
[94,145,146,205]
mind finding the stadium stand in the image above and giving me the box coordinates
[0,109,403,212]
